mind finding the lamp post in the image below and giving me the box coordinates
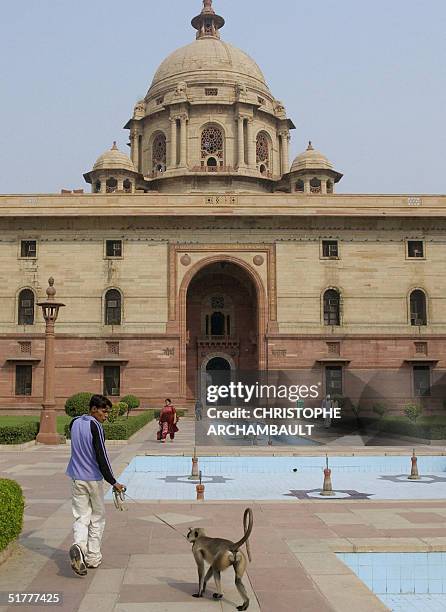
[36,277,65,445]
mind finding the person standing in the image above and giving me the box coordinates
[66,394,125,576]
[159,398,178,442]
[194,398,203,421]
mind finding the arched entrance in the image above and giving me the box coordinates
[183,259,262,399]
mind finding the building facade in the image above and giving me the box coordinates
[1,1,445,412]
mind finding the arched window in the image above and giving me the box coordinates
[210,311,225,335]
[295,179,304,192]
[18,289,34,325]
[310,177,321,194]
[324,289,341,326]
[327,180,334,194]
[123,179,132,193]
[256,132,269,173]
[201,125,224,166]
[105,289,122,325]
[410,290,427,326]
[106,177,118,193]
[152,133,166,173]
[94,180,101,193]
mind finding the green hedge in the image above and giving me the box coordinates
[0,479,24,552]
[360,416,446,440]
[65,392,94,417]
[65,410,154,440]
[0,422,39,445]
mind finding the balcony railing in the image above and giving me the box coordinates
[197,335,239,348]
[190,165,235,173]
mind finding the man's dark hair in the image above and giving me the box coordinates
[165,398,171,403]
[89,394,112,410]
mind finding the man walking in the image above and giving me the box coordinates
[66,394,125,576]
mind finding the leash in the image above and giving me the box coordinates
[112,487,188,540]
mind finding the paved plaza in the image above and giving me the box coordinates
[1,419,446,611]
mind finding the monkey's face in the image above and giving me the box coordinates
[187,527,205,543]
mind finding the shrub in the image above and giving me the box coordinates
[373,403,388,418]
[120,395,140,418]
[65,392,94,417]
[0,422,39,445]
[404,403,423,423]
[0,479,24,552]
[116,402,128,417]
[65,410,154,440]
[351,404,362,418]
[107,404,120,423]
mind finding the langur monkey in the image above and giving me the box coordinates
[187,507,253,611]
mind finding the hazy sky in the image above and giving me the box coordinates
[1,0,445,194]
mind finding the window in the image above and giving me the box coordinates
[123,179,132,193]
[18,289,35,325]
[410,290,427,326]
[106,178,118,193]
[21,240,36,258]
[94,180,101,193]
[15,365,32,396]
[310,177,321,194]
[156,96,164,105]
[407,240,424,258]
[201,126,224,165]
[205,88,218,96]
[413,366,430,397]
[106,240,122,258]
[256,132,269,172]
[323,289,341,326]
[104,366,120,396]
[325,366,342,396]
[295,180,304,192]
[322,240,339,258]
[152,133,166,173]
[105,289,122,325]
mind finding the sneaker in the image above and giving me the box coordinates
[86,562,101,569]
[69,544,87,576]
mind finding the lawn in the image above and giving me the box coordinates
[0,415,71,435]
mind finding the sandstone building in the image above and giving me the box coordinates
[1,0,445,412]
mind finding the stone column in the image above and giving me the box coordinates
[304,177,310,194]
[247,118,255,168]
[130,130,137,168]
[237,116,245,168]
[170,117,177,168]
[180,115,188,167]
[117,178,124,192]
[321,178,327,195]
[280,131,289,174]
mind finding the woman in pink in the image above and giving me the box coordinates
[158,398,178,442]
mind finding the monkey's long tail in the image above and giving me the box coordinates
[232,507,253,562]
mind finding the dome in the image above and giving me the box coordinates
[290,142,334,173]
[93,142,136,173]
[148,37,269,95]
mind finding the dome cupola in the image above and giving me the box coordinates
[83,142,141,194]
[288,142,343,194]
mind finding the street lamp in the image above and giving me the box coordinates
[36,277,65,445]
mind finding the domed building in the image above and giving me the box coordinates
[0,0,445,418]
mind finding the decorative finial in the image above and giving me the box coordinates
[307,141,314,150]
[191,0,224,39]
[46,277,56,300]
[111,141,118,150]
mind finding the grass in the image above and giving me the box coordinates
[0,415,71,435]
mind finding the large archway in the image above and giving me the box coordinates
[184,260,260,399]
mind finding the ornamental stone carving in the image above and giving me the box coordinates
[253,255,264,266]
[180,254,191,266]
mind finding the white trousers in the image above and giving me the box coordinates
[71,479,106,566]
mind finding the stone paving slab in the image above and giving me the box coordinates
[3,419,446,610]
